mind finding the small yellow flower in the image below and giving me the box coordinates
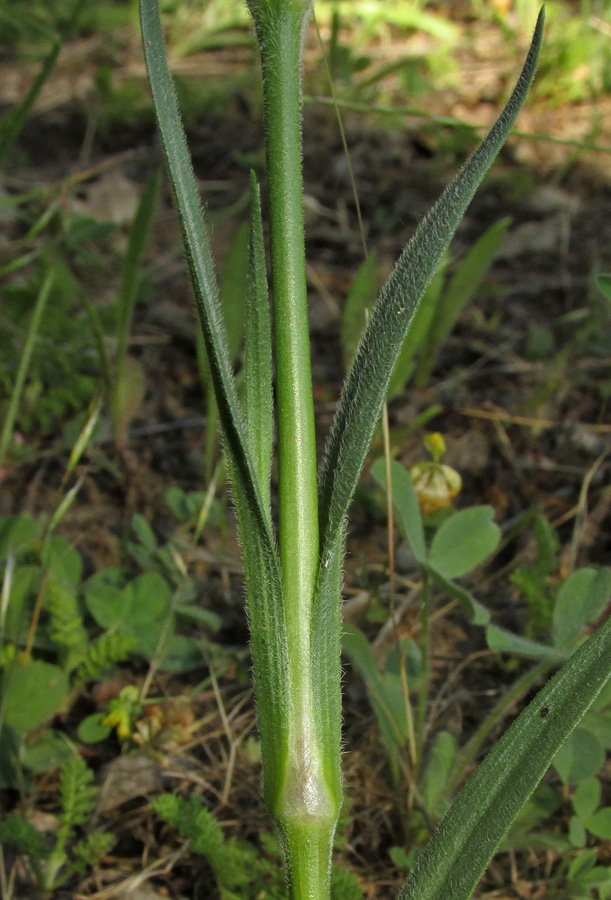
[102,708,131,741]
[102,686,141,741]
[409,433,462,517]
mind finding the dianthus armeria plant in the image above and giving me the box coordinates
[140,3,611,899]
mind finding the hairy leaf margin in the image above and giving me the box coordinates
[139,0,289,804]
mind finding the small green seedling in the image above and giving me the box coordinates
[486,565,611,665]
[570,772,611,847]
[501,680,611,898]
[0,514,137,786]
[0,755,112,894]
[0,498,221,788]
[353,448,497,831]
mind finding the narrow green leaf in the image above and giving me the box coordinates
[48,477,84,536]
[0,37,61,170]
[310,536,343,810]
[434,217,510,342]
[219,221,248,362]
[568,850,598,881]
[140,0,289,808]
[2,662,69,734]
[387,262,446,400]
[371,459,426,564]
[428,506,501,579]
[195,329,219,480]
[194,219,247,363]
[340,252,379,370]
[111,167,160,443]
[415,217,510,386]
[244,172,273,515]
[140,0,259,518]
[428,568,490,626]
[572,777,601,821]
[420,731,458,816]
[486,624,565,661]
[342,625,381,684]
[112,355,146,446]
[343,625,410,753]
[596,273,611,301]
[114,169,161,386]
[398,614,611,900]
[553,727,605,785]
[63,397,102,482]
[587,808,611,840]
[553,567,611,649]
[317,11,544,568]
[0,271,54,468]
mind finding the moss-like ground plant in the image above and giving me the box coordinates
[139,2,611,899]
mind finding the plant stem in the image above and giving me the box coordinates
[256,3,319,627]
[249,2,337,896]
[416,566,431,762]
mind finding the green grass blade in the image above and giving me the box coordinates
[0,38,61,170]
[140,0,289,808]
[79,293,112,397]
[387,260,446,400]
[219,222,248,363]
[371,458,426,564]
[245,173,273,516]
[340,252,379,370]
[198,223,248,478]
[0,271,54,468]
[397,614,611,900]
[415,216,511,387]
[112,169,161,439]
[0,0,86,170]
[114,169,161,387]
[317,10,544,560]
[433,217,510,350]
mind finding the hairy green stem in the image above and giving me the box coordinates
[248,2,337,896]
[253,1,319,638]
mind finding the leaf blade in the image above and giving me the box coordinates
[317,11,545,564]
[415,217,510,386]
[371,458,426,564]
[428,506,500,579]
[244,172,273,516]
[139,0,289,807]
[398,614,611,900]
